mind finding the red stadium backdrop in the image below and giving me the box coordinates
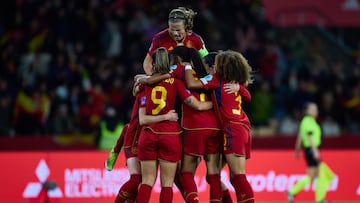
[0,150,359,203]
[262,0,360,27]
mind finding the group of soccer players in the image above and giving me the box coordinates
[104,6,255,203]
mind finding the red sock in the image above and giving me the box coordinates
[181,172,199,203]
[115,174,141,203]
[222,189,233,203]
[207,174,222,202]
[136,184,152,203]
[113,124,128,153]
[230,174,254,203]
[160,187,173,203]
[174,166,185,199]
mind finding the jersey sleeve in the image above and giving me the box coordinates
[200,74,219,90]
[147,42,156,56]
[169,64,185,80]
[175,79,192,101]
[192,33,208,57]
[239,85,251,102]
[139,90,147,108]
[147,34,160,56]
[138,84,145,92]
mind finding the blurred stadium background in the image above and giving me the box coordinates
[0,0,359,202]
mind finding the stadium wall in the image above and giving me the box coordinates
[1,134,360,151]
[0,150,359,202]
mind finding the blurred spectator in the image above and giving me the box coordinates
[287,29,308,69]
[13,82,50,135]
[78,83,105,133]
[48,103,75,134]
[96,105,124,150]
[250,80,274,127]
[47,53,72,87]
[258,39,278,83]
[127,8,150,36]
[278,108,300,135]
[289,77,315,111]
[344,80,360,133]
[321,116,341,137]
[0,0,359,138]
[319,91,343,129]
[0,93,13,135]
[0,78,14,135]
[106,76,126,118]
[101,20,123,59]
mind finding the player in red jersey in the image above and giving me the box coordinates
[136,47,213,203]
[136,48,239,203]
[203,52,234,203]
[105,82,179,203]
[184,50,255,203]
[143,7,208,75]
[169,46,223,203]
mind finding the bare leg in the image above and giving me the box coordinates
[159,160,178,203]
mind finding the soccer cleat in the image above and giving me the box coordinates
[287,191,294,203]
[105,149,119,171]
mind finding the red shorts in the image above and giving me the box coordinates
[223,122,252,159]
[183,129,221,156]
[124,123,141,159]
[138,129,182,162]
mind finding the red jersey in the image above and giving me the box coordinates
[147,29,206,56]
[140,77,192,134]
[169,64,185,80]
[171,65,220,130]
[126,89,145,139]
[200,73,251,128]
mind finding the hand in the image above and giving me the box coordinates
[134,74,148,82]
[165,109,178,121]
[132,83,140,96]
[224,83,240,93]
[134,74,150,85]
[134,74,146,82]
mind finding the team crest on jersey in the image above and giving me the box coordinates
[185,41,194,48]
[203,74,213,81]
[141,96,146,105]
[200,74,213,85]
[169,65,177,71]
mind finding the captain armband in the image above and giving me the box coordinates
[199,48,209,58]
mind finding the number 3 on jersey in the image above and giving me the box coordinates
[232,92,242,115]
[151,86,167,115]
